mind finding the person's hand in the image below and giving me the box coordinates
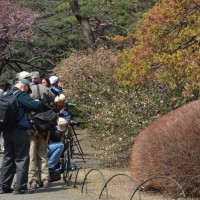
[40,99,51,110]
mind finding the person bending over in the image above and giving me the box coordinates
[48,117,68,173]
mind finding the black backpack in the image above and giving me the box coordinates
[31,110,57,133]
[0,90,21,131]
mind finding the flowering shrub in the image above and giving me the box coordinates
[131,100,200,196]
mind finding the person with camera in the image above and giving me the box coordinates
[48,94,71,172]
[18,71,55,189]
[49,75,63,96]
[0,79,43,195]
[48,118,66,175]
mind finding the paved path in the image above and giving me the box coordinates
[0,133,183,200]
[0,152,101,200]
[0,182,98,200]
[0,132,101,200]
[0,131,134,200]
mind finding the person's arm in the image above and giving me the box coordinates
[17,92,42,111]
[51,86,62,96]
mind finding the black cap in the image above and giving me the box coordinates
[19,79,32,94]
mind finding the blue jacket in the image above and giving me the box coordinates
[59,110,72,120]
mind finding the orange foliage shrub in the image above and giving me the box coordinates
[130,99,200,196]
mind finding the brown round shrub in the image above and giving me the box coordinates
[130,99,200,196]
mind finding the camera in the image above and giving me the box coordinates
[34,80,40,84]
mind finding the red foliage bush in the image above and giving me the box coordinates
[130,99,200,196]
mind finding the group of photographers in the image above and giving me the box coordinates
[0,71,67,195]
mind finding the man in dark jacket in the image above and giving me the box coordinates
[0,79,43,195]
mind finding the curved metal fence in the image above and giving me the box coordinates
[69,167,200,199]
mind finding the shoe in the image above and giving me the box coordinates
[13,189,33,195]
[55,168,63,173]
[49,168,55,174]
[50,173,61,182]
[42,180,49,188]
[0,187,13,194]
[30,181,37,189]
[38,182,43,188]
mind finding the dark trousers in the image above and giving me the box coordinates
[0,128,30,190]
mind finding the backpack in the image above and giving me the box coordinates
[31,110,57,133]
[0,90,22,131]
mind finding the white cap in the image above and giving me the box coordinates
[54,94,66,103]
[57,117,67,131]
[49,76,59,84]
[18,71,31,80]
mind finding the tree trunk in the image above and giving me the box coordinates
[69,0,96,49]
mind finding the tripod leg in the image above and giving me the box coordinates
[71,126,86,162]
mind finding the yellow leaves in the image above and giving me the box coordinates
[106,33,137,49]
[115,0,200,96]
[107,35,126,42]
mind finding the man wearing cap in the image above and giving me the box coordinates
[24,71,55,189]
[29,72,55,104]
[12,71,32,86]
[0,79,43,195]
[17,71,32,80]
[49,75,63,96]
[47,117,66,174]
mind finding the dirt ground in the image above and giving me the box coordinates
[72,128,196,200]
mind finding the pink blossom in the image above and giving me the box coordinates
[0,0,39,58]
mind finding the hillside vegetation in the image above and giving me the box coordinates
[53,47,195,167]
